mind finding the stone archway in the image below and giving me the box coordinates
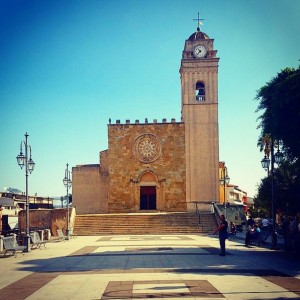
[139,172,157,210]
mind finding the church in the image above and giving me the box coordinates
[73,24,220,215]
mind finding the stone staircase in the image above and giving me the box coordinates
[74,212,217,235]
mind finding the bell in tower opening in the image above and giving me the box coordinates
[196,81,205,102]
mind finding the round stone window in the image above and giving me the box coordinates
[133,133,162,163]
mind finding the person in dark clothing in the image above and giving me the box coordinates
[230,221,237,235]
[247,217,255,229]
[245,224,261,246]
[213,214,228,256]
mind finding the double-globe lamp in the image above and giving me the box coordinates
[219,164,230,219]
[16,132,35,252]
[260,139,283,249]
[63,163,72,240]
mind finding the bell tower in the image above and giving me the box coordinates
[180,21,220,210]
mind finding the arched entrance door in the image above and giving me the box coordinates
[139,171,157,210]
[140,186,156,210]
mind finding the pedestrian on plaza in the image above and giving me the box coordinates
[213,214,228,256]
[261,217,270,243]
[247,216,255,229]
[282,216,291,252]
[245,224,261,246]
[230,221,237,236]
[287,216,298,253]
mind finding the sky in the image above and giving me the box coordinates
[0,0,299,199]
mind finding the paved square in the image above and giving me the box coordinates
[0,234,299,300]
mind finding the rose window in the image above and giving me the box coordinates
[133,134,162,163]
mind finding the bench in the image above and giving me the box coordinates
[30,232,47,249]
[57,229,68,241]
[2,236,26,257]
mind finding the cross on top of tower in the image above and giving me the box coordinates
[193,12,204,32]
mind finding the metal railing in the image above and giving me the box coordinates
[211,202,222,225]
[194,202,204,232]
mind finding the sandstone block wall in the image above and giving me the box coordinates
[18,208,75,236]
[108,122,186,212]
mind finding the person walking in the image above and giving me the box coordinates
[213,214,228,256]
[261,217,270,243]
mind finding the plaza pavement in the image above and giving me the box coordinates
[0,233,299,300]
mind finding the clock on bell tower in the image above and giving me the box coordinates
[180,21,220,210]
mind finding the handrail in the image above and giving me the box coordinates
[194,202,204,232]
[212,202,222,225]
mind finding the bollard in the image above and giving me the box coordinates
[0,235,3,252]
[12,233,17,247]
[44,229,51,240]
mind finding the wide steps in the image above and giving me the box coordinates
[74,212,217,235]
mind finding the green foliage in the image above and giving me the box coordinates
[254,161,300,214]
[254,177,272,215]
[256,66,300,160]
[255,66,300,215]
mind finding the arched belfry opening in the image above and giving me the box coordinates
[195,81,205,102]
[139,171,157,210]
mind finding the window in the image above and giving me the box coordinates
[195,82,205,102]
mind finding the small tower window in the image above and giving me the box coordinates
[195,82,205,102]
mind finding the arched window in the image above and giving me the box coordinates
[195,81,205,102]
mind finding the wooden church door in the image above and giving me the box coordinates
[140,186,156,210]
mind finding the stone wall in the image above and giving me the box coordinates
[18,208,75,236]
[108,122,186,212]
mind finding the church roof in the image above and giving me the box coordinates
[188,29,210,41]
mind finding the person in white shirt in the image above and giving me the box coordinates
[261,217,270,242]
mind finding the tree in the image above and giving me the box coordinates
[255,66,300,215]
[255,161,300,214]
[256,66,300,160]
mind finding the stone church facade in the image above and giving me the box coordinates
[73,26,220,214]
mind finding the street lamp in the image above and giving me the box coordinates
[219,162,230,219]
[261,137,283,249]
[261,155,270,175]
[63,163,72,240]
[16,132,35,252]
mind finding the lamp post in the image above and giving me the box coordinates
[63,163,72,240]
[260,136,283,249]
[16,132,35,252]
[219,162,230,219]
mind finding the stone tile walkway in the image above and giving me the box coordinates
[0,234,299,299]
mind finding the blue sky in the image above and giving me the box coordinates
[0,0,299,199]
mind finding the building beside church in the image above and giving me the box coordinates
[73,25,220,214]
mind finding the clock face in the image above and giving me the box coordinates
[194,45,207,58]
